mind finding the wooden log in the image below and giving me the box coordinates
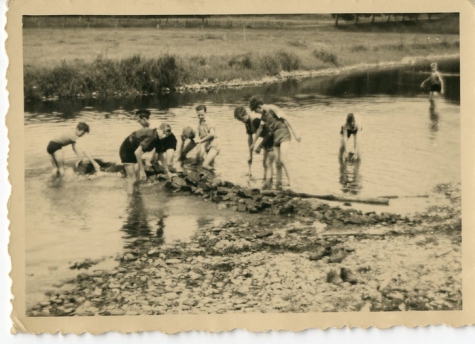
[377,195,429,199]
[281,190,389,205]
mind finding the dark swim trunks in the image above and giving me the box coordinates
[161,133,177,151]
[340,126,358,138]
[430,84,442,93]
[46,141,63,154]
[119,137,139,164]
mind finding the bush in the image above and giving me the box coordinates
[259,54,280,75]
[277,50,300,71]
[312,49,338,66]
[350,45,369,52]
[228,54,253,69]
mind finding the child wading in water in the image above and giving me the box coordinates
[249,97,301,190]
[177,105,219,171]
[339,113,362,162]
[46,122,100,178]
[135,109,177,172]
[234,106,275,188]
[119,123,174,194]
[421,62,445,102]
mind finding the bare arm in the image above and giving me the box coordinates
[421,76,430,87]
[264,104,301,142]
[73,142,100,172]
[134,146,146,180]
[195,128,216,144]
[251,123,264,149]
[157,152,172,180]
[438,72,445,93]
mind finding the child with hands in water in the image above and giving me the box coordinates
[249,97,301,190]
[46,122,101,178]
[176,105,220,171]
[119,122,174,194]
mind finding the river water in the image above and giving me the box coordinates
[24,59,460,308]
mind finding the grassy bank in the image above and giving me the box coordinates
[23,16,459,100]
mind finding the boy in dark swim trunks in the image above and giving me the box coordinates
[135,109,177,171]
[46,122,100,178]
[119,123,174,194]
[249,97,301,190]
[234,106,275,188]
[339,113,362,162]
[421,62,445,101]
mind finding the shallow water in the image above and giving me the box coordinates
[24,59,460,307]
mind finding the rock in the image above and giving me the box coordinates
[147,248,159,256]
[188,272,202,280]
[211,179,223,188]
[387,291,405,302]
[237,204,247,212]
[93,288,103,296]
[237,189,253,198]
[194,188,204,196]
[185,171,201,185]
[124,253,137,261]
[217,187,233,195]
[367,280,380,290]
[256,230,273,238]
[166,259,182,265]
[236,286,250,294]
[398,303,406,311]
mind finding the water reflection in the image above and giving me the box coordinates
[24,58,460,117]
[339,157,362,195]
[120,193,165,251]
[429,101,439,136]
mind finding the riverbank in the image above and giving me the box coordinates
[27,162,461,315]
[23,17,459,101]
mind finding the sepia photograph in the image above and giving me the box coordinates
[6,0,475,334]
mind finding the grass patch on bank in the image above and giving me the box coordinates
[22,17,460,100]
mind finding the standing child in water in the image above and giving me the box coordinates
[421,62,445,101]
[119,123,174,194]
[177,105,220,171]
[46,122,100,178]
[249,97,301,190]
[234,106,275,188]
[339,113,362,162]
[135,109,177,171]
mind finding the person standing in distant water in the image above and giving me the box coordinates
[119,123,174,194]
[177,105,220,171]
[46,122,101,178]
[249,97,301,190]
[421,62,445,102]
[339,113,362,162]
[135,109,177,172]
[234,106,275,188]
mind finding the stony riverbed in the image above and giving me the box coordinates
[27,167,462,316]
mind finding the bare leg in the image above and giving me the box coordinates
[279,141,292,188]
[124,163,138,195]
[52,149,65,176]
[203,148,219,170]
[49,153,59,177]
[262,150,268,181]
[267,150,275,183]
[275,145,283,188]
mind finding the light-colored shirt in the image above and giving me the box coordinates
[51,130,80,147]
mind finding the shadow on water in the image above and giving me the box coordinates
[24,58,460,116]
[339,158,362,195]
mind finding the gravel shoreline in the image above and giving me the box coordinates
[27,175,461,316]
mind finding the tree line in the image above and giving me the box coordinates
[331,13,452,26]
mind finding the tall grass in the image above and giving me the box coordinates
[24,50,307,100]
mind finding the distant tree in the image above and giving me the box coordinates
[331,13,355,26]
